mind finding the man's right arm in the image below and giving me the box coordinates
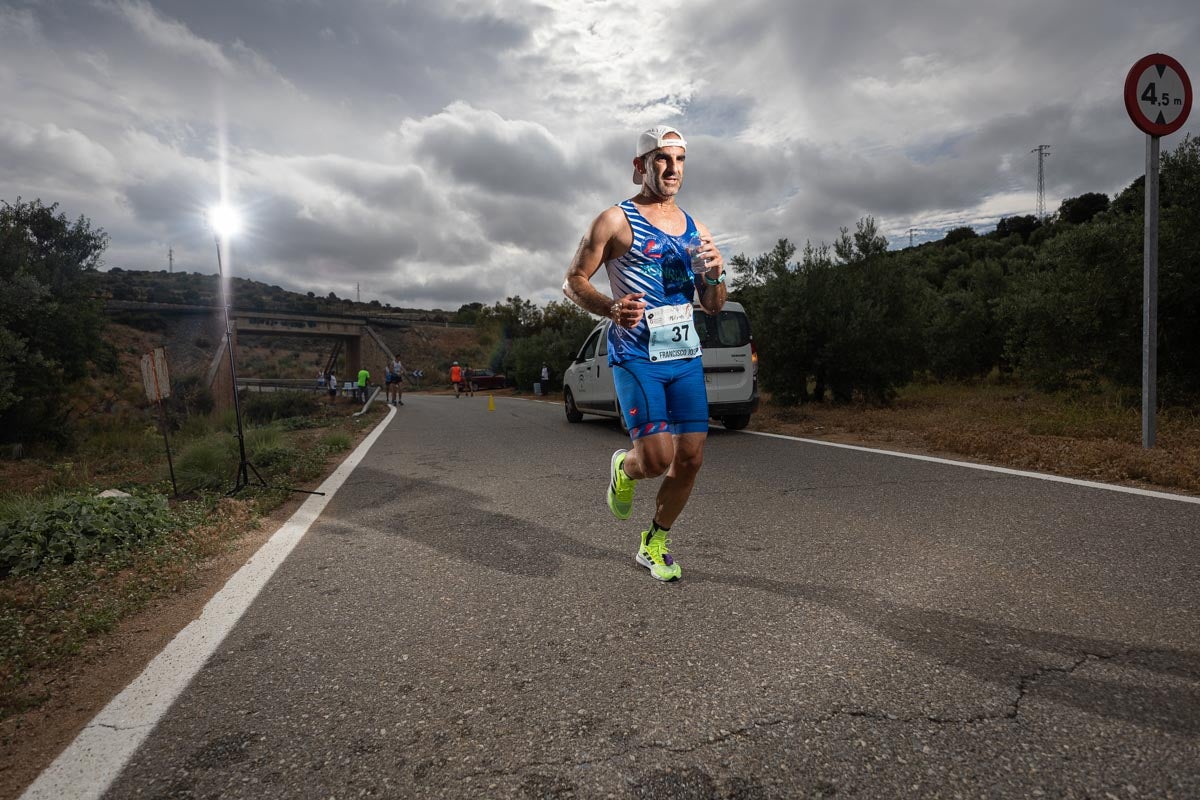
[563,209,645,327]
[562,212,617,318]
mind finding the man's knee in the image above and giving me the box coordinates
[634,438,673,477]
[641,452,672,477]
[672,448,704,477]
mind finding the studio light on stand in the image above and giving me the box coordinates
[209,204,264,495]
[207,204,324,498]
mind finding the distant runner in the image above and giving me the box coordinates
[387,357,405,406]
[561,125,726,581]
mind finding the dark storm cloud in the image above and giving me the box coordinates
[2,0,1198,306]
[410,107,585,201]
[130,0,535,117]
[465,194,574,252]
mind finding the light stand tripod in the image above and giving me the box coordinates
[212,227,323,498]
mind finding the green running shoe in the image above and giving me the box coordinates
[636,528,681,581]
[607,449,636,520]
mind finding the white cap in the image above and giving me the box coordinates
[633,125,687,184]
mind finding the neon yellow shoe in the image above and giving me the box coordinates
[607,450,636,520]
[636,528,681,581]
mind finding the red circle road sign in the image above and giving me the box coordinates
[1125,53,1192,136]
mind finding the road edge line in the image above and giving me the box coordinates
[745,430,1200,505]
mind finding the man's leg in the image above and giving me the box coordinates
[619,432,705,526]
[650,432,706,529]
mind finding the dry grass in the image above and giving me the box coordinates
[0,498,257,718]
[750,383,1200,496]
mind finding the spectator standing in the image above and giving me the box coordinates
[541,362,550,393]
[388,357,405,406]
[356,366,370,403]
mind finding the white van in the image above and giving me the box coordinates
[563,300,759,430]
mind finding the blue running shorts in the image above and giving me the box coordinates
[613,357,709,441]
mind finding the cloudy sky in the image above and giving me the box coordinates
[2,1,1197,310]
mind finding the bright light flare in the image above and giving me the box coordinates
[208,204,242,238]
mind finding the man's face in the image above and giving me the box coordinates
[640,142,686,197]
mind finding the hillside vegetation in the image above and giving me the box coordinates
[732,135,1200,408]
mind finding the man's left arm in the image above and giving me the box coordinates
[694,222,726,315]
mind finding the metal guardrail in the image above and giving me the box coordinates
[236,378,327,392]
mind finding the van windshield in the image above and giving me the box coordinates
[694,309,750,348]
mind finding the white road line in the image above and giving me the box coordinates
[523,394,1196,505]
[746,430,1200,505]
[20,408,398,800]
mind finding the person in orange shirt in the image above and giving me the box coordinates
[449,361,463,398]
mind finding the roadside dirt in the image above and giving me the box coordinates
[0,498,290,799]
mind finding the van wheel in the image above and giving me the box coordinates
[564,388,583,422]
[722,414,750,430]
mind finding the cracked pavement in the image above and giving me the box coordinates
[100,395,1200,799]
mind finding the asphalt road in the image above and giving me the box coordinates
[87,395,1200,798]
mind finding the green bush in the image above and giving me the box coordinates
[175,435,235,491]
[275,416,320,431]
[244,427,296,468]
[177,413,217,440]
[214,409,238,433]
[166,374,214,425]
[240,390,318,424]
[0,492,175,577]
[80,418,158,460]
[321,431,352,451]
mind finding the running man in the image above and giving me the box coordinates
[450,361,463,398]
[562,125,726,581]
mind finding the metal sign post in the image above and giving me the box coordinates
[141,347,178,496]
[1124,53,1192,448]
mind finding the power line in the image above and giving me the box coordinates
[1031,144,1050,220]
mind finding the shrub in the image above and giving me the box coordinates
[175,435,235,491]
[167,374,214,424]
[244,427,296,468]
[275,416,320,431]
[80,418,158,460]
[177,413,217,440]
[321,431,352,451]
[0,492,175,577]
[240,390,318,424]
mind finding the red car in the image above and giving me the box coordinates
[465,368,506,390]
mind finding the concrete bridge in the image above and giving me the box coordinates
[103,301,438,411]
[204,309,396,411]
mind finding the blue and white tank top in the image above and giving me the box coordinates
[605,200,699,364]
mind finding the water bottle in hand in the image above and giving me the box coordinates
[685,231,709,280]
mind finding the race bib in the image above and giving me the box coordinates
[646,303,701,362]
